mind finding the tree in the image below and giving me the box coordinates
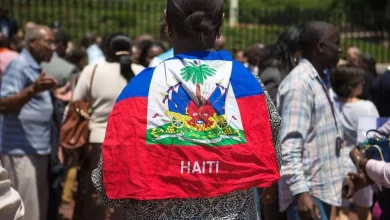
[180,61,216,105]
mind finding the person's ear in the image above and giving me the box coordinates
[164,9,173,36]
[29,40,37,51]
[318,40,326,53]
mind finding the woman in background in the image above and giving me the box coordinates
[257,25,302,103]
[72,33,136,220]
[138,40,165,67]
[330,64,379,220]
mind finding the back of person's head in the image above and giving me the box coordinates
[258,45,277,72]
[330,64,365,98]
[81,32,97,48]
[66,47,88,71]
[347,46,361,64]
[133,34,155,46]
[275,25,303,77]
[53,28,69,58]
[166,0,224,47]
[0,32,8,48]
[105,33,134,82]
[247,43,265,66]
[299,21,340,69]
[363,53,377,77]
[138,40,165,67]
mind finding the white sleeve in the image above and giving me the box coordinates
[0,162,24,220]
[72,64,94,102]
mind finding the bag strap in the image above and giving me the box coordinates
[366,129,388,138]
[87,64,98,103]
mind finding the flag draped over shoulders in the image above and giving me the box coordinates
[102,50,279,200]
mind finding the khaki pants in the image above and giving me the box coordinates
[1,154,49,220]
[62,167,77,203]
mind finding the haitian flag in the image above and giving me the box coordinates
[102,51,279,200]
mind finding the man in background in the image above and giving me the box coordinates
[41,27,76,220]
[0,25,58,220]
[278,22,354,220]
[42,28,78,88]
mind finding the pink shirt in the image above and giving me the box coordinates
[0,48,18,75]
[366,160,390,191]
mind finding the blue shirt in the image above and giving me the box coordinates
[0,49,53,155]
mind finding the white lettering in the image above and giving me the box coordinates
[192,161,202,173]
[207,161,215,173]
[181,161,191,174]
[181,161,220,174]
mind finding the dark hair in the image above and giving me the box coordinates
[81,32,97,48]
[330,64,365,98]
[66,47,87,71]
[258,45,277,71]
[105,33,134,82]
[259,25,302,78]
[275,25,302,77]
[0,32,7,47]
[166,0,224,46]
[138,40,166,67]
[53,29,69,46]
[363,54,377,77]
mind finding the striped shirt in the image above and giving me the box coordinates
[0,49,53,155]
[277,59,344,211]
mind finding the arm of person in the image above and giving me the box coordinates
[72,65,94,102]
[279,87,311,195]
[0,62,57,113]
[0,84,36,113]
[378,119,390,136]
[365,160,390,190]
[0,161,25,220]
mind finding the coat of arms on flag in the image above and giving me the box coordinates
[102,51,279,200]
[146,60,247,145]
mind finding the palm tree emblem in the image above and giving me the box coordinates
[180,61,216,105]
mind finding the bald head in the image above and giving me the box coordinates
[299,21,336,53]
[25,25,52,47]
[24,21,37,31]
[25,25,55,63]
[347,46,361,64]
[299,21,341,71]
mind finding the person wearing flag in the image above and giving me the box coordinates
[92,0,281,219]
